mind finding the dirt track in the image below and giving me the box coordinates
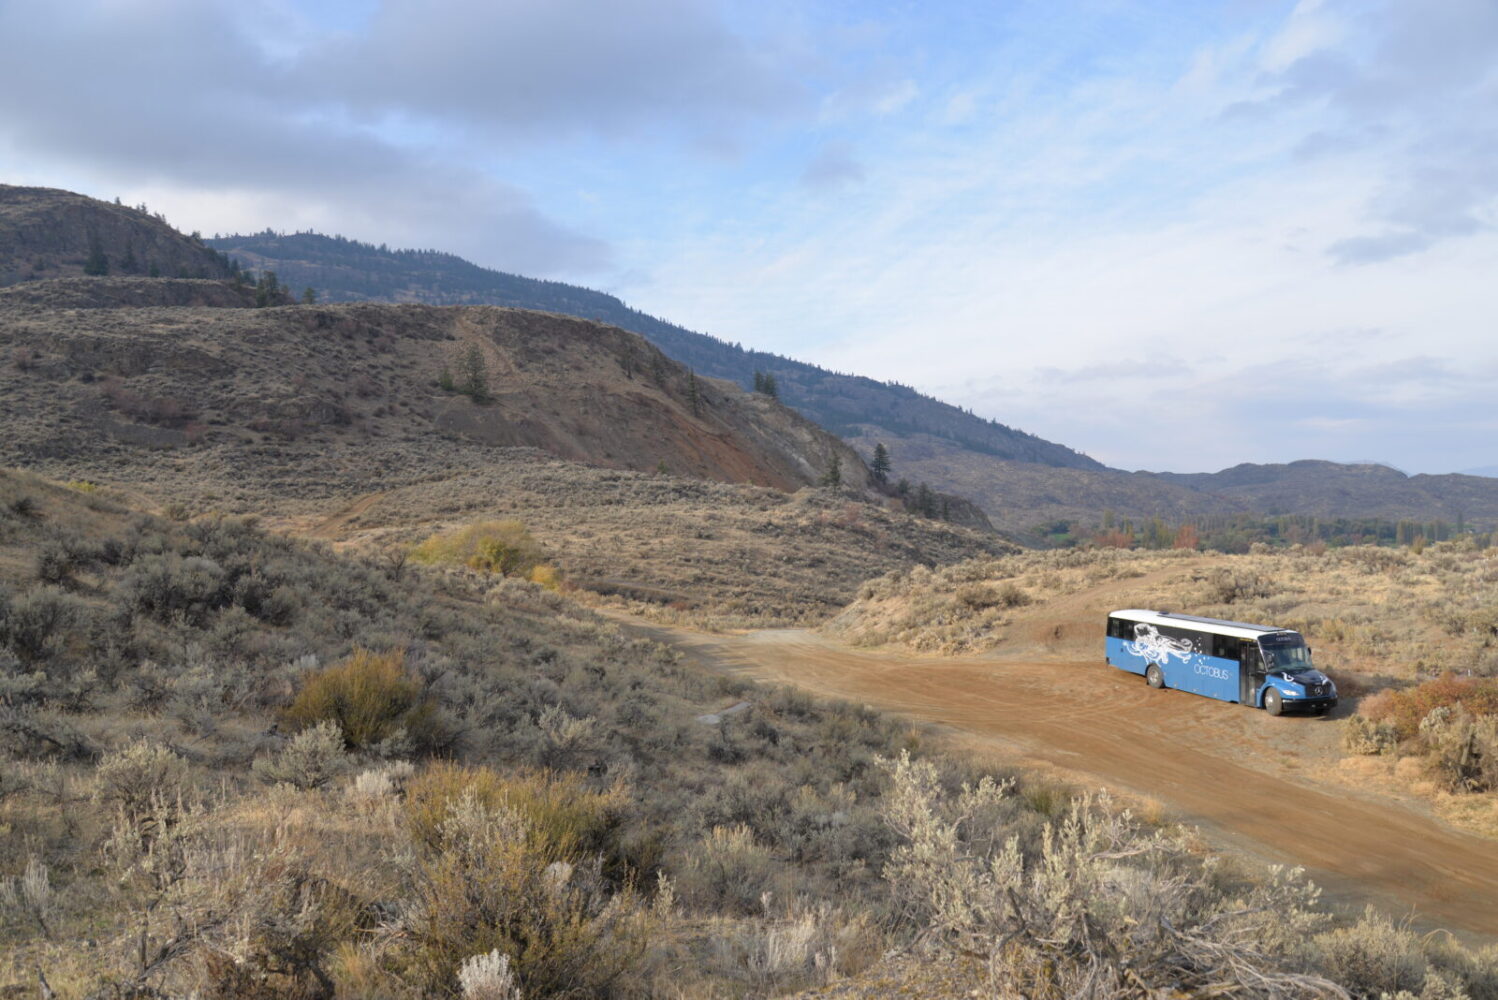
[630,622,1498,942]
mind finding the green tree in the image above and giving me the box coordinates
[460,344,489,402]
[763,372,778,399]
[820,453,843,488]
[254,270,281,307]
[915,482,936,518]
[119,242,139,274]
[83,237,109,276]
[871,442,891,484]
[688,370,701,416]
[301,286,317,305]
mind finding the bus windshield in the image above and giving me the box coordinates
[1258,635,1312,672]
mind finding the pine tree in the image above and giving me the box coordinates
[301,287,317,305]
[821,454,842,488]
[83,237,109,276]
[763,373,778,399]
[916,482,936,517]
[871,442,891,484]
[119,242,139,274]
[460,344,489,402]
[688,370,701,416]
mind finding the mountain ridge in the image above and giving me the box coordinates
[208,230,1105,472]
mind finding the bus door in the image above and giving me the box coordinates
[1240,643,1265,705]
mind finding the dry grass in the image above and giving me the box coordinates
[4,472,1498,996]
[827,542,1498,682]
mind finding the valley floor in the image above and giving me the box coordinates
[615,615,1498,945]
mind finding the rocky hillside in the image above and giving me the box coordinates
[0,184,235,285]
[208,231,1105,471]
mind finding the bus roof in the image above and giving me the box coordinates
[1108,609,1293,640]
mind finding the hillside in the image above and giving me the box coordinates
[1148,460,1498,525]
[207,231,1105,470]
[0,277,1003,621]
[0,184,235,285]
[207,230,1498,539]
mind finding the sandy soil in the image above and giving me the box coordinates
[619,618,1498,944]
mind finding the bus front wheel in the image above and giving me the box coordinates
[1264,689,1284,716]
[1146,664,1165,689]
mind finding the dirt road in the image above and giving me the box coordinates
[630,622,1498,941]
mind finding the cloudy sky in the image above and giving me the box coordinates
[1,0,1494,474]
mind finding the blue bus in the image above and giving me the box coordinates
[1106,609,1337,715]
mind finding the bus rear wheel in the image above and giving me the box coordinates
[1264,689,1284,716]
[1146,664,1165,689]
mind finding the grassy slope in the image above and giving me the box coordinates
[7,471,1498,998]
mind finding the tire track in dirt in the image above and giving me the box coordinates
[632,621,1498,942]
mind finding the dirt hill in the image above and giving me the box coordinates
[0,283,863,491]
[0,277,1004,621]
[0,184,235,285]
[207,231,1106,471]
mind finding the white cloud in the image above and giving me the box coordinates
[629,0,1498,473]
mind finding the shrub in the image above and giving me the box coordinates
[528,563,561,591]
[282,647,446,754]
[1,585,84,663]
[677,823,776,915]
[1205,568,1273,604]
[0,855,54,937]
[252,720,349,789]
[410,520,544,578]
[95,739,191,818]
[401,778,649,997]
[404,763,624,860]
[34,539,79,585]
[1363,674,1498,739]
[1418,706,1498,793]
[121,553,231,625]
[1314,907,1427,997]
[1342,714,1399,755]
[877,750,1341,997]
[458,949,523,1000]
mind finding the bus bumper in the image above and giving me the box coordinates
[1282,695,1338,713]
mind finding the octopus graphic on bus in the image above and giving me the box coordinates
[1126,623,1199,666]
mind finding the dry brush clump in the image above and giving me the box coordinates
[876,750,1498,999]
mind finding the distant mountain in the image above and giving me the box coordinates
[1147,460,1498,524]
[0,184,235,285]
[207,231,1106,473]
